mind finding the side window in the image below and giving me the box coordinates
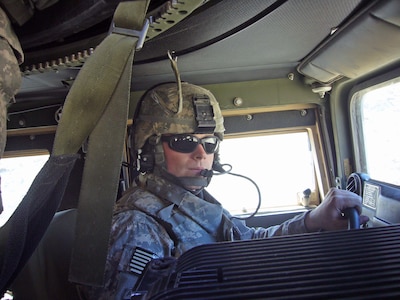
[207,131,316,216]
[0,153,49,227]
[350,78,400,186]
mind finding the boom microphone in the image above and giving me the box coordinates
[200,169,213,177]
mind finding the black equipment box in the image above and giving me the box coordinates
[133,224,400,299]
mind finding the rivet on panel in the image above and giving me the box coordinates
[233,97,243,107]
[300,109,307,117]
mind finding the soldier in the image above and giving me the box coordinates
[0,7,24,213]
[79,82,369,299]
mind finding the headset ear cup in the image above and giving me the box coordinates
[138,153,154,172]
[136,138,157,173]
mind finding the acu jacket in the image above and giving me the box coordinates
[81,173,310,300]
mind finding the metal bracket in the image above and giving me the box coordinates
[193,94,216,133]
[110,18,150,50]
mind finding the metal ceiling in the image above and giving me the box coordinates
[16,0,366,97]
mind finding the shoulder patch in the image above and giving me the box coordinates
[129,247,158,275]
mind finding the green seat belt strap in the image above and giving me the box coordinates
[52,0,150,287]
[52,0,209,287]
[52,0,149,156]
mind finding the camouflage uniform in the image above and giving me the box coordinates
[80,173,310,299]
[0,7,23,155]
[0,7,23,212]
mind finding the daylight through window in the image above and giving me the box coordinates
[207,132,315,216]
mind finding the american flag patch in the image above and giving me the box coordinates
[129,247,158,275]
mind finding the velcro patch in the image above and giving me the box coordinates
[129,247,158,275]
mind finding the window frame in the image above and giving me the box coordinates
[349,69,400,180]
[210,106,331,216]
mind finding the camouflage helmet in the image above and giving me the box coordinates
[133,82,224,150]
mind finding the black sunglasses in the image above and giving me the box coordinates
[161,134,220,154]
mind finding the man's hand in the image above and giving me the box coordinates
[305,188,369,232]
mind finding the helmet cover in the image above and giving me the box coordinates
[133,82,224,150]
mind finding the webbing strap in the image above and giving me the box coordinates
[52,0,150,155]
[67,56,135,286]
[51,0,208,288]
[0,154,79,293]
[51,0,150,286]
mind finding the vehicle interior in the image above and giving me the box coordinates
[1,0,400,299]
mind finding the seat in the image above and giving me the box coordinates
[10,209,80,300]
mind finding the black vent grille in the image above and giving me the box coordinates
[346,173,363,195]
[147,225,400,299]
[346,173,370,196]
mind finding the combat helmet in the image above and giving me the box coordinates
[131,80,225,189]
[134,81,224,151]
